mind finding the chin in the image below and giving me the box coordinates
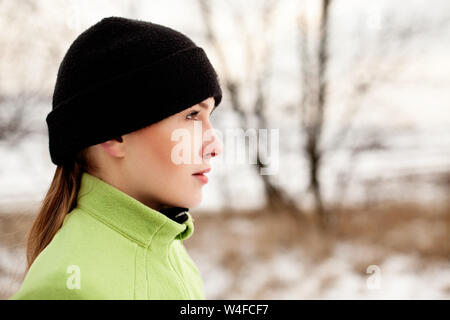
[179,192,203,209]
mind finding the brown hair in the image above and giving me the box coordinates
[25,147,98,271]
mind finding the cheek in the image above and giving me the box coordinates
[125,120,204,208]
[132,124,190,181]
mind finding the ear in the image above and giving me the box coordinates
[99,136,126,158]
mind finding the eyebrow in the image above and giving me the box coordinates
[198,101,216,114]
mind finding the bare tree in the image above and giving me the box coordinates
[0,0,74,145]
[296,0,450,227]
[197,0,302,216]
[0,1,40,144]
[296,0,331,227]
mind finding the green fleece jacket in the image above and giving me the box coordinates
[10,172,205,300]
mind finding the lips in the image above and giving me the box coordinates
[192,168,211,175]
[192,167,211,184]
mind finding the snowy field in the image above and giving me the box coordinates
[192,242,450,299]
[2,208,449,300]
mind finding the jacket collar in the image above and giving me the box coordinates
[76,172,194,248]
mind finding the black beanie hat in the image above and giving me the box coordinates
[47,16,222,166]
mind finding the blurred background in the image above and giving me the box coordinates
[0,0,449,299]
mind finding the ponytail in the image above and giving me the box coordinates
[26,149,95,271]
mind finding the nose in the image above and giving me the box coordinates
[203,130,224,160]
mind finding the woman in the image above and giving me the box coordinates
[11,16,223,299]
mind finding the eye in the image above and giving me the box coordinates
[186,110,200,120]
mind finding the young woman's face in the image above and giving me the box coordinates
[93,97,223,211]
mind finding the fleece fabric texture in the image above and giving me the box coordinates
[47,16,222,166]
[10,172,204,300]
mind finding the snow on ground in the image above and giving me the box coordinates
[2,240,449,299]
[0,246,26,299]
[1,210,449,300]
[189,241,450,299]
